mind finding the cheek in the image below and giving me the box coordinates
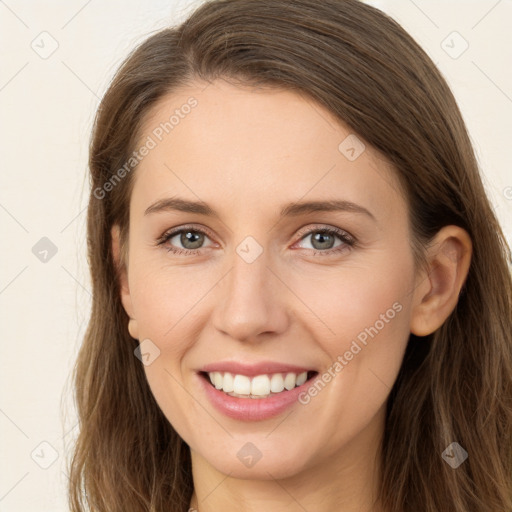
[128,264,211,428]
[130,265,201,434]
[129,260,212,342]
[291,252,413,392]
[333,276,408,356]
[290,268,412,448]
[294,255,411,346]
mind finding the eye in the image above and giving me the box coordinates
[156,225,215,255]
[293,226,356,256]
[156,224,356,256]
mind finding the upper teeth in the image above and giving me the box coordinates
[208,371,308,397]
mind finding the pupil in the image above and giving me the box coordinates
[313,232,334,250]
[182,231,203,249]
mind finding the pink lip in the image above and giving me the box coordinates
[199,360,315,377]
[196,371,319,422]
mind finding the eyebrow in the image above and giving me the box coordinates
[144,197,376,221]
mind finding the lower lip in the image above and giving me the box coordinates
[197,372,317,421]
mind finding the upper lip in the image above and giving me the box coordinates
[199,361,316,377]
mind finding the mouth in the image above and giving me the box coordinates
[199,370,319,399]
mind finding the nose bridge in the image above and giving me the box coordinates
[212,239,287,341]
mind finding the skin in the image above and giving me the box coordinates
[111,78,472,512]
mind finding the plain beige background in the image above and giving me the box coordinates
[0,1,511,510]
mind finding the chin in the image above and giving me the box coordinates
[191,437,315,481]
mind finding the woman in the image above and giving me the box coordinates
[68,0,512,511]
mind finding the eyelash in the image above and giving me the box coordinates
[155,224,357,257]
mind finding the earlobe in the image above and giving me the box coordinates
[410,226,472,337]
[127,318,139,340]
[111,224,138,336]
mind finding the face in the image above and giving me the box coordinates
[115,78,421,481]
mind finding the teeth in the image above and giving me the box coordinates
[233,374,251,394]
[284,373,296,390]
[206,371,309,398]
[211,372,222,389]
[251,374,270,396]
[270,373,284,393]
[296,371,307,386]
[222,371,234,392]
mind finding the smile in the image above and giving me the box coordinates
[203,371,316,398]
[198,370,319,421]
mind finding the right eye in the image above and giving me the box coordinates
[156,226,216,255]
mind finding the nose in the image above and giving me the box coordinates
[211,246,289,343]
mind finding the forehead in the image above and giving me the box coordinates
[131,78,405,221]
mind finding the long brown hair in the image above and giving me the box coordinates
[67,0,512,510]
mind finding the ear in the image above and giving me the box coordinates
[111,224,139,339]
[410,225,472,336]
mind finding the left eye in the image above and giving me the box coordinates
[295,228,353,252]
